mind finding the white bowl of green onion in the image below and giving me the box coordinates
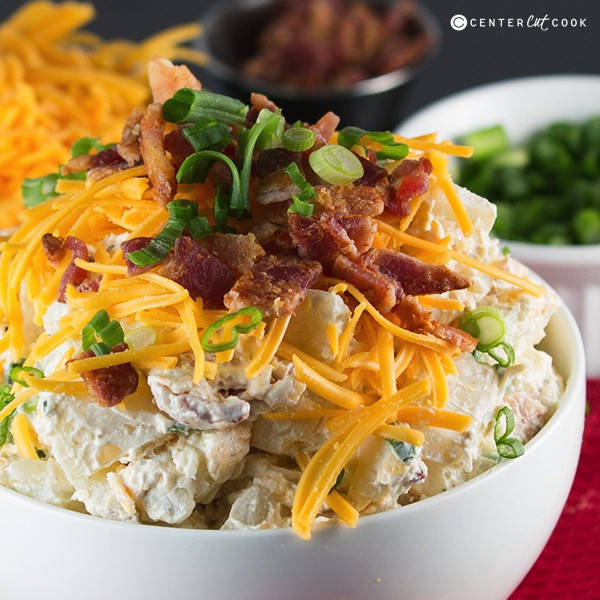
[398,74,600,376]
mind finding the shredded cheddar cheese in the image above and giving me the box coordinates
[0,1,205,227]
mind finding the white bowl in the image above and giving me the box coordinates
[0,303,585,600]
[397,74,600,376]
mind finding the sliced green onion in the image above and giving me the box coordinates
[337,127,408,160]
[309,144,364,185]
[126,216,187,267]
[89,342,111,357]
[459,306,506,352]
[237,111,283,219]
[182,116,233,152]
[285,162,316,216]
[82,310,124,354]
[70,136,114,158]
[124,326,157,350]
[255,109,285,150]
[329,468,346,494]
[22,173,61,208]
[493,406,524,459]
[8,365,45,387]
[0,386,16,446]
[213,183,231,229]
[487,341,515,368]
[201,307,263,353]
[162,88,249,126]
[282,126,316,152]
[167,199,199,222]
[187,216,213,239]
[387,439,417,463]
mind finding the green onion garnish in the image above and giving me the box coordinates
[255,109,285,150]
[493,406,524,459]
[308,144,364,185]
[82,310,124,356]
[70,136,114,158]
[21,170,86,208]
[167,199,199,222]
[182,116,233,152]
[329,468,346,494]
[124,326,157,350]
[460,306,515,367]
[162,88,249,126]
[8,365,45,388]
[282,126,316,152]
[187,216,213,239]
[126,216,187,267]
[201,307,263,353]
[0,385,16,446]
[285,162,317,216]
[387,439,417,463]
[337,127,408,160]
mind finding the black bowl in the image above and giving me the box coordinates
[194,0,441,131]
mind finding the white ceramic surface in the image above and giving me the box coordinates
[397,74,600,376]
[0,303,585,600]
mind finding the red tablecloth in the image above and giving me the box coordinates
[510,379,600,600]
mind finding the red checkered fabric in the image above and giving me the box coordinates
[510,379,600,599]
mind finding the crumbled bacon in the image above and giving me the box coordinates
[335,215,376,253]
[139,102,176,207]
[385,157,432,215]
[74,343,139,407]
[224,254,322,318]
[121,237,157,276]
[164,128,195,170]
[148,56,202,105]
[116,108,144,167]
[255,148,301,178]
[310,111,340,147]
[56,236,96,302]
[165,236,236,308]
[246,92,281,125]
[314,185,384,217]
[199,233,265,276]
[331,253,396,312]
[249,205,295,255]
[41,233,65,266]
[354,154,389,187]
[61,147,126,176]
[256,168,300,205]
[288,213,357,265]
[363,248,471,296]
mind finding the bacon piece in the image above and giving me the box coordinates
[315,185,384,217]
[385,157,433,216]
[310,111,340,146]
[61,147,125,176]
[75,344,139,407]
[331,254,396,312]
[224,254,322,318]
[363,248,471,297]
[255,148,300,177]
[246,92,281,125]
[165,236,236,308]
[148,56,202,105]
[336,215,376,253]
[199,233,265,277]
[354,153,389,187]
[392,297,477,353]
[140,102,176,207]
[116,108,144,167]
[41,233,65,267]
[256,167,300,205]
[56,236,95,302]
[288,213,356,265]
[164,128,195,170]
[120,237,157,276]
[249,205,294,255]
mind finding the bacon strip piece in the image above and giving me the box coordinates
[224,254,322,318]
[148,56,202,105]
[385,157,432,216]
[139,102,176,207]
[315,185,384,217]
[363,248,471,297]
[199,233,265,277]
[336,215,377,253]
[73,344,139,407]
[116,108,144,167]
[41,233,66,267]
[165,236,236,308]
[55,236,98,302]
[61,147,126,176]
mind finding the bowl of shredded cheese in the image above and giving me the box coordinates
[0,54,586,600]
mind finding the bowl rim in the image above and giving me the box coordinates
[397,73,600,255]
[194,0,442,100]
[0,299,585,540]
